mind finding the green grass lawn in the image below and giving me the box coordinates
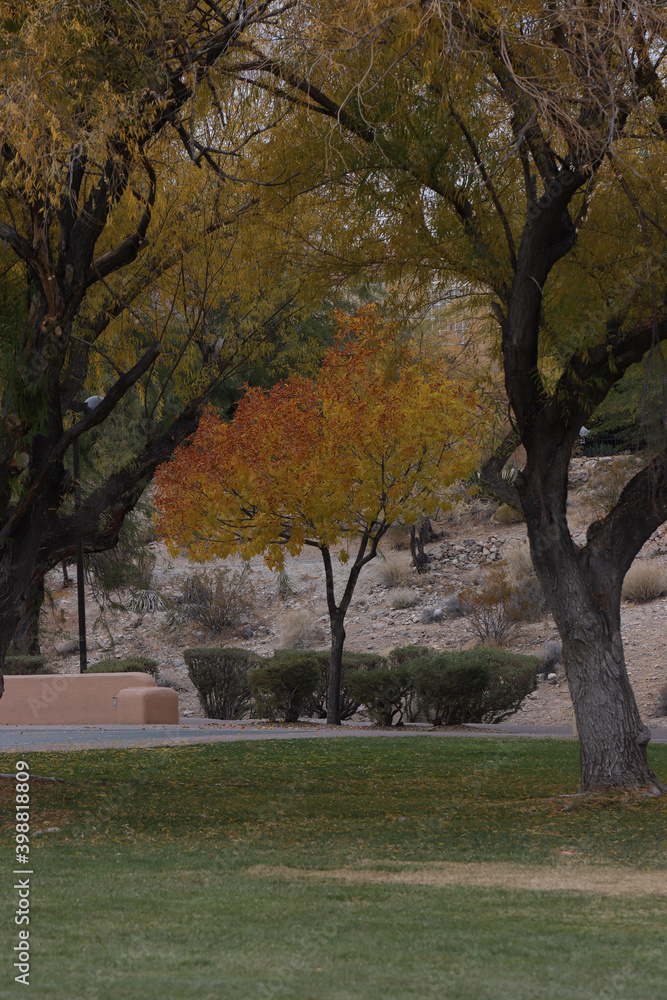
[1,736,667,999]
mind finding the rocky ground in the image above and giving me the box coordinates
[39,457,667,726]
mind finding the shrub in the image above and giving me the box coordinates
[388,645,432,667]
[3,655,53,675]
[622,560,667,603]
[387,587,420,609]
[277,570,295,600]
[279,609,326,649]
[127,589,170,614]
[305,650,387,720]
[88,656,159,678]
[184,647,260,719]
[413,648,538,725]
[346,665,413,726]
[388,644,435,721]
[377,556,411,588]
[459,648,539,722]
[413,654,490,725]
[491,503,525,525]
[248,650,320,722]
[172,566,256,633]
[581,456,641,515]
[458,566,545,643]
[448,596,466,618]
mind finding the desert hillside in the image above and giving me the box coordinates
[40,457,667,726]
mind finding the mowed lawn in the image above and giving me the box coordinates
[1,736,667,1000]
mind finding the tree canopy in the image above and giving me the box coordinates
[0,0,325,676]
[155,306,486,721]
[217,0,667,789]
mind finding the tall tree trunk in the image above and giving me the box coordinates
[521,452,663,793]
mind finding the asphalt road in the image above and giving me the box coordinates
[1,720,666,752]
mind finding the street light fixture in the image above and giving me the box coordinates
[70,395,104,673]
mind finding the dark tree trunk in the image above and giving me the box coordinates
[520,444,664,793]
[327,613,346,726]
[318,528,386,725]
[11,579,45,656]
[409,516,432,573]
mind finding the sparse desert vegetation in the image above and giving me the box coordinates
[622,559,667,604]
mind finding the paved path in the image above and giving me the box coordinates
[0,719,666,752]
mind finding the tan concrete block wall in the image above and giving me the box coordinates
[117,686,179,724]
[0,672,178,725]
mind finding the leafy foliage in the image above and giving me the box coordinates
[156,307,485,721]
[155,306,485,568]
[413,655,490,726]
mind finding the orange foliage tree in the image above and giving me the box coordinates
[155,307,486,723]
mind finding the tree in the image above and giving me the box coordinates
[229,0,667,789]
[155,306,485,723]
[0,0,308,685]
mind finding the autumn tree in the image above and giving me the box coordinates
[224,1,667,790]
[0,0,313,683]
[155,307,484,723]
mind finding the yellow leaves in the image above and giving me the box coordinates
[155,306,490,565]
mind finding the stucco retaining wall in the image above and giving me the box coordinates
[0,672,179,725]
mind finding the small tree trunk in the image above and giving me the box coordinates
[409,517,431,573]
[327,613,346,726]
[318,531,385,726]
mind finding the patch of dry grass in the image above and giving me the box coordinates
[279,609,327,649]
[503,538,533,579]
[382,524,411,551]
[248,861,667,897]
[387,588,421,610]
[622,560,667,604]
[377,556,412,588]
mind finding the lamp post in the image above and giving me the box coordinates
[70,395,104,673]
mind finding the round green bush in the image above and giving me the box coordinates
[413,655,490,725]
[248,651,319,723]
[417,648,538,724]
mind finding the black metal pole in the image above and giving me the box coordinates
[73,434,87,672]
